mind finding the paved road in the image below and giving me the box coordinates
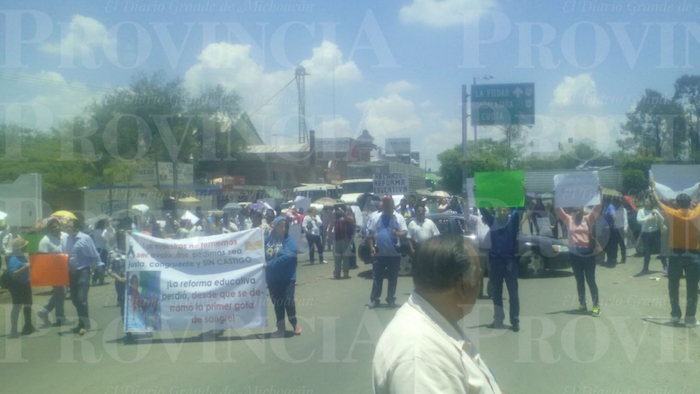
[1,248,699,394]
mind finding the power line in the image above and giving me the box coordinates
[248,77,296,118]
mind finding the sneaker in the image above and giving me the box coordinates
[592,305,601,317]
[37,310,51,327]
[343,271,350,279]
[670,317,681,324]
[294,325,302,335]
[52,318,68,327]
[511,323,520,332]
[578,304,587,312]
[21,325,36,336]
[663,267,668,276]
[635,270,650,277]
[487,321,504,329]
[685,317,698,326]
[387,302,397,309]
[270,329,285,338]
[333,273,341,279]
[320,260,328,264]
[368,300,380,309]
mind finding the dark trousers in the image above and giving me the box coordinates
[642,231,667,271]
[616,228,626,262]
[371,255,401,304]
[605,227,618,265]
[115,280,125,319]
[571,248,599,307]
[9,282,33,333]
[268,280,297,328]
[70,269,91,330]
[92,249,108,284]
[668,251,700,319]
[306,234,324,263]
[489,257,519,325]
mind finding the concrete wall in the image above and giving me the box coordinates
[0,174,44,228]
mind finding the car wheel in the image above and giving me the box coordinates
[398,254,412,276]
[520,251,546,278]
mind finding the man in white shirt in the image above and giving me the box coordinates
[36,218,69,327]
[373,234,503,394]
[636,200,667,275]
[367,196,408,308]
[407,203,440,255]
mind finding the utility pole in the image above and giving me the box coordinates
[462,85,468,159]
[473,77,478,153]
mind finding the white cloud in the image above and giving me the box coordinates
[314,117,353,138]
[300,41,362,84]
[384,80,416,95]
[420,100,432,108]
[551,74,603,109]
[356,93,421,139]
[0,71,104,130]
[399,0,498,28]
[184,41,361,143]
[39,15,114,56]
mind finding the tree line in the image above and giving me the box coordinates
[437,74,700,196]
[0,72,246,191]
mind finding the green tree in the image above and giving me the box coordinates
[673,75,700,161]
[618,89,688,159]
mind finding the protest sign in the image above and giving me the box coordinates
[650,165,700,200]
[29,254,69,287]
[288,223,309,254]
[553,171,601,208]
[293,196,311,212]
[373,173,408,195]
[474,171,525,208]
[125,229,267,332]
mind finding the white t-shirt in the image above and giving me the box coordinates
[407,218,440,244]
[39,232,68,253]
[614,207,628,230]
[91,228,106,249]
[302,215,323,236]
[373,292,502,394]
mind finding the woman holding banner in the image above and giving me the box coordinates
[554,186,603,317]
[265,217,301,337]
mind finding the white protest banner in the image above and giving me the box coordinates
[125,229,267,332]
[293,196,311,212]
[553,171,600,208]
[650,165,700,200]
[373,173,408,195]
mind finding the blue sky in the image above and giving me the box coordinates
[2,0,700,170]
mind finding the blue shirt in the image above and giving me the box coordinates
[372,213,403,254]
[62,231,101,272]
[604,204,616,226]
[7,255,30,283]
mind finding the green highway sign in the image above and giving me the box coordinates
[471,83,535,126]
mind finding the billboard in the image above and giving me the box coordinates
[134,162,194,186]
[471,83,535,126]
[385,138,411,155]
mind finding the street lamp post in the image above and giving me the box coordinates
[473,75,494,154]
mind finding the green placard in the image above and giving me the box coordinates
[21,233,43,254]
[474,171,525,208]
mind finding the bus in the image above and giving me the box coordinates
[292,184,342,202]
[339,178,374,204]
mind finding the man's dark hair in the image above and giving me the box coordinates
[677,193,692,209]
[412,234,480,292]
[251,210,263,220]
